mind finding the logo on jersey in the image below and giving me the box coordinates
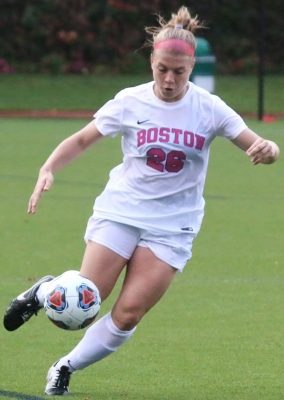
[137,119,150,125]
[181,227,194,231]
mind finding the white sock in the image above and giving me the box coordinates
[36,281,54,306]
[17,281,53,306]
[57,312,136,371]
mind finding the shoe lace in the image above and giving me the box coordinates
[54,366,71,389]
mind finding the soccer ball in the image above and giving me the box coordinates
[44,270,101,330]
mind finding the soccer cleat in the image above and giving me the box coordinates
[3,275,54,331]
[45,362,72,396]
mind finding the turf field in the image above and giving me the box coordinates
[0,74,283,115]
[0,117,283,399]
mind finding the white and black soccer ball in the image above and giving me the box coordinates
[44,270,101,330]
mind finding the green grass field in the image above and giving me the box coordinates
[0,73,283,115]
[0,116,283,399]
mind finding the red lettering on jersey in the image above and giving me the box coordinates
[172,128,183,144]
[184,131,194,147]
[136,127,205,150]
[137,129,146,147]
[147,128,158,143]
[195,134,205,150]
[159,127,170,143]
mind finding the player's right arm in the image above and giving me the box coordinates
[28,120,103,214]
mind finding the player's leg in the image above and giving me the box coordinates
[3,238,128,333]
[45,241,130,395]
[111,245,177,330]
[3,218,133,332]
[46,246,177,395]
[79,240,127,301]
[45,220,140,395]
[63,245,177,367]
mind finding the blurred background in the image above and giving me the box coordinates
[0,0,283,75]
[0,0,283,119]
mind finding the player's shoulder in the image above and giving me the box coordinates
[189,82,217,100]
[189,82,225,108]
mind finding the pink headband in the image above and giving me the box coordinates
[154,39,195,57]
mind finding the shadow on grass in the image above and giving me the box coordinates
[0,390,45,400]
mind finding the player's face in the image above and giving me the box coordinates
[151,50,195,102]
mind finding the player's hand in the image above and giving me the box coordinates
[27,169,54,214]
[246,138,279,165]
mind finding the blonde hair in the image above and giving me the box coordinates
[145,6,204,51]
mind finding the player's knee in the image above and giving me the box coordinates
[112,305,145,331]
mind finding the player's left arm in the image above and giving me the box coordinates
[232,128,280,165]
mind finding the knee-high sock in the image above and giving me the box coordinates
[36,281,52,305]
[57,312,136,371]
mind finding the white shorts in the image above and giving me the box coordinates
[84,217,196,272]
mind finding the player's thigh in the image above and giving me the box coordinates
[80,241,127,301]
[111,246,177,329]
[81,218,141,301]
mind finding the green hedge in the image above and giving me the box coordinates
[0,0,283,74]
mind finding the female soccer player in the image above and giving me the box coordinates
[3,6,279,396]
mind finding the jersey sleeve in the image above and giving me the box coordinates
[213,96,247,140]
[93,95,123,137]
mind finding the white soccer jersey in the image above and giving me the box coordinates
[92,81,247,235]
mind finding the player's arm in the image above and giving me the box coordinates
[28,120,103,214]
[231,128,280,165]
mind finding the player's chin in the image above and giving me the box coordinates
[162,89,180,101]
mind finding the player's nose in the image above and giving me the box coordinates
[164,71,175,83]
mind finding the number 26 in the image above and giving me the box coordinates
[146,148,186,173]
